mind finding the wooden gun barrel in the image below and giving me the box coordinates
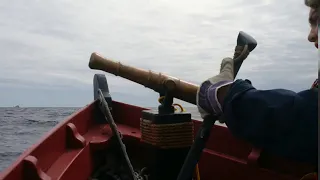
[89,52,199,105]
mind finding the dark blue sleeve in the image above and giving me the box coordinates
[223,79,318,165]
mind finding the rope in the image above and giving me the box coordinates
[300,172,317,180]
[155,96,200,180]
[140,119,194,148]
[98,89,138,180]
[311,79,318,89]
[157,96,185,112]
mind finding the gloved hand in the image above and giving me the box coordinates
[196,57,235,122]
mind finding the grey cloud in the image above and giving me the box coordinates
[0,0,317,107]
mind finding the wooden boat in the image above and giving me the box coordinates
[0,32,316,180]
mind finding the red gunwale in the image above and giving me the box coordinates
[0,100,315,180]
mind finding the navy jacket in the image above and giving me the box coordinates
[223,79,318,165]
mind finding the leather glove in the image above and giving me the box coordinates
[196,57,234,122]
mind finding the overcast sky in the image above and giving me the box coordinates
[0,0,317,107]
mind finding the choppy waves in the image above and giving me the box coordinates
[0,107,79,172]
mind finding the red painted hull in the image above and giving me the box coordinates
[0,101,315,180]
